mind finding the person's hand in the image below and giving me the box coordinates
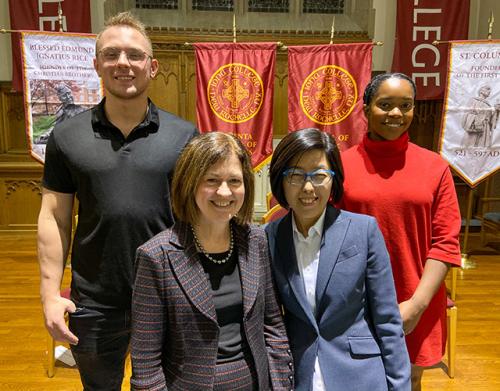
[42,295,79,345]
[398,298,425,336]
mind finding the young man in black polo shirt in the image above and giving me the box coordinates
[37,12,197,390]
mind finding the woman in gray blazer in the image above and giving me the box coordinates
[265,128,410,391]
[131,132,293,391]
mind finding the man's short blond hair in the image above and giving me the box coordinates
[95,11,152,55]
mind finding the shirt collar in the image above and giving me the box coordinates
[291,208,326,241]
[91,98,159,139]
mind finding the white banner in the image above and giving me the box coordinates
[21,31,103,163]
[439,40,500,186]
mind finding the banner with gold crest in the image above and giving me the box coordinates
[194,42,276,171]
[288,43,372,150]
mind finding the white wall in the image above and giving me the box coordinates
[371,0,397,72]
[91,0,105,36]
[470,0,499,39]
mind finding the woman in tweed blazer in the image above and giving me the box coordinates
[131,132,294,391]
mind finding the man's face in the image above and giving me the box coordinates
[479,86,491,99]
[57,88,74,105]
[93,25,158,101]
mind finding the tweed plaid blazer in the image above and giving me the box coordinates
[131,221,294,391]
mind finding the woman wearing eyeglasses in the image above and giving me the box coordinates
[265,128,410,391]
[341,73,461,391]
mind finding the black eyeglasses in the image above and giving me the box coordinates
[98,48,152,66]
[282,168,335,187]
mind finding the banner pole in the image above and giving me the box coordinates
[1,28,73,34]
[0,28,25,34]
[58,2,65,32]
[184,41,383,50]
[232,14,236,43]
[487,11,494,40]
[329,16,335,44]
[461,185,476,269]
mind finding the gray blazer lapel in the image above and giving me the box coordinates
[234,225,258,319]
[169,223,217,323]
[276,213,317,327]
[315,206,349,314]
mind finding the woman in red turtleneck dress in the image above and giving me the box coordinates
[341,73,461,391]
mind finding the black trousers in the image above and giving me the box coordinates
[69,306,130,391]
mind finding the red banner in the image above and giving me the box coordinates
[391,0,469,100]
[288,43,372,151]
[194,42,276,170]
[9,0,91,91]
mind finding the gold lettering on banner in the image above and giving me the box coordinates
[207,63,264,124]
[233,132,258,151]
[300,65,357,125]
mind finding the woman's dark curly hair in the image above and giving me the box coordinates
[363,72,417,105]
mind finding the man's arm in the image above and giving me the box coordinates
[37,187,78,344]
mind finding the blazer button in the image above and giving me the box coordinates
[287,349,291,354]
[288,361,293,367]
[289,375,293,380]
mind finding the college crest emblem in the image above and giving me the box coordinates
[300,65,357,125]
[207,63,264,124]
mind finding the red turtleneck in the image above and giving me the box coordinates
[341,132,461,366]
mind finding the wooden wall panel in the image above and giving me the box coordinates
[273,52,288,137]
[0,85,30,158]
[0,83,43,231]
[0,170,42,230]
[184,52,198,125]
[148,52,183,117]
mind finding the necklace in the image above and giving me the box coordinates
[190,224,234,265]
